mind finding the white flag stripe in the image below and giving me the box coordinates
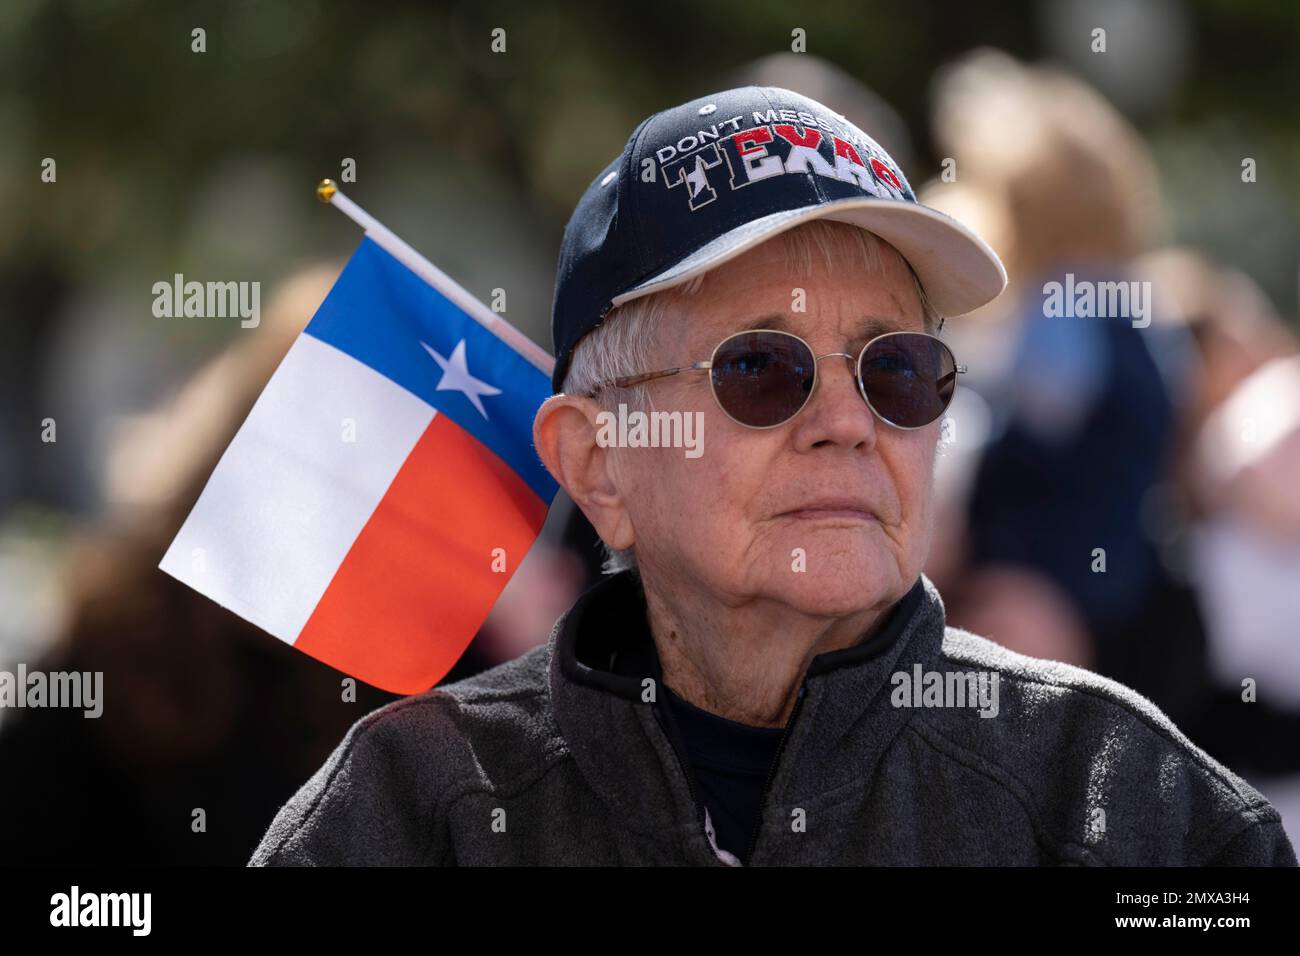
[160,333,436,640]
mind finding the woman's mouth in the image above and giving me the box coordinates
[780,500,879,522]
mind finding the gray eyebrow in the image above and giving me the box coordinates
[735,314,909,341]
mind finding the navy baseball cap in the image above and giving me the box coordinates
[550,85,1007,392]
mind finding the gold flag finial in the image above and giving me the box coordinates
[316,179,338,203]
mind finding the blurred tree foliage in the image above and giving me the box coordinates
[3,0,1297,316]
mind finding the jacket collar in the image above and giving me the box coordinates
[546,568,949,860]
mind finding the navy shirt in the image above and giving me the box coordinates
[658,682,785,863]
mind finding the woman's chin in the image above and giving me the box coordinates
[766,558,901,618]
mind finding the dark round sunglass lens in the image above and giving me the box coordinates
[711,331,815,427]
[857,334,956,427]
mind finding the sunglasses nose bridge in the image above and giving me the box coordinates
[805,350,871,412]
[813,350,856,364]
[811,351,858,384]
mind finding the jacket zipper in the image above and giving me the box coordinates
[653,682,809,865]
[742,683,808,865]
[650,701,721,862]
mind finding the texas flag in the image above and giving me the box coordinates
[160,235,559,694]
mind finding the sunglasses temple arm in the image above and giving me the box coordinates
[608,361,711,390]
[936,365,967,389]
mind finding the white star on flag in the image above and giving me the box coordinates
[420,339,503,420]
[686,156,710,199]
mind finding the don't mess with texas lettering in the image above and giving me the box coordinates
[652,109,909,212]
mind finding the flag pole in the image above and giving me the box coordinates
[315,179,556,378]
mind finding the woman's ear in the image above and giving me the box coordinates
[533,395,635,550]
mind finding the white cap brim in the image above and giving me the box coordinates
[610,196,1008,318]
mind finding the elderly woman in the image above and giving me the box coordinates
[251,87,1295,867]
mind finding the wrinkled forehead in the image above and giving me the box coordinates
[662,232,927,355]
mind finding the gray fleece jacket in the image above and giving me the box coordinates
[248,570,1297,866]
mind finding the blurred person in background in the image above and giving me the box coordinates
[1140,249,1300,842]
[919,50,1210,730]
[1140,247,1300,497]
[1185,354,1300,845]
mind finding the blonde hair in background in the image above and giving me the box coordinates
[928,48,1165,286]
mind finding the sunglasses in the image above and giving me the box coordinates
[585,328,965,430]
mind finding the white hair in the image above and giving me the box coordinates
[560,220,942,575]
